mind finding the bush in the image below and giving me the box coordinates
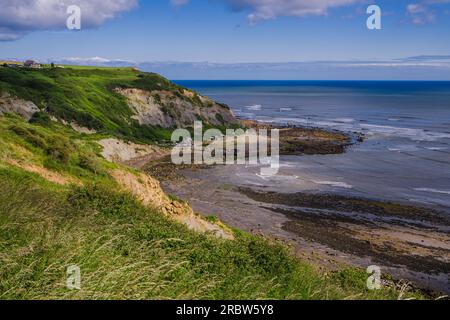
[331,268,368,291]
[78,154,104,175]
[9,125,48,150]
[9,124,74,164]
[46,135,73,164]
[153,94,162,104]
[67,183,138,218]
[215,113,224,124]
[29,112,51,126]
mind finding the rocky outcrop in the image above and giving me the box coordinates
[111,169,234,239]
[56,118,98,135]
[98,138,168,164]
[98,139,234,239]
[115,88,238,128]
[69,122,97,135]
[0,92,39,120]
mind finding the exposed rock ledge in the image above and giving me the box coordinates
[70,122,97,135]
[0,92,96,135]
[111,169,234,240]
[97,138,233,239]
[98,138,168,168]
[0,92,39,120]
[115,88,237,128]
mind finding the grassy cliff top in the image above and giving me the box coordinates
[0,66,217,144]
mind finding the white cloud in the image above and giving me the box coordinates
[407,3,435,24]
[231,0,360,22]
[22,56,448,79]
[174,0,360,23]
[0,0,138,41]
[407,3,426,14]
[57,56,136,67]
[406,0,450,24]
[3,0,448,41]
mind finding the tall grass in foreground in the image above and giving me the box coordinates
[0,168,422,300]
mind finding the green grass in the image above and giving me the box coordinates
[0,114,112,181]
[0,168,420,300]
[0,66,210,144]
[0,96,425,300]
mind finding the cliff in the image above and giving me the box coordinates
[0,66,237,143]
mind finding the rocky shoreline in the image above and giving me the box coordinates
[240,188,450,277]
[144,120,359,180]
[240,119,361,155]
[141,121,449,295]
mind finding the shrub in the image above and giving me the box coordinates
[9,125,48,150]
[67,183,138,218]
[29,112,51,126]
[9,124,74,164]
[46,135,73,164]
[78,153,104,175]
[153,94,162,104]
[215,113,225,124]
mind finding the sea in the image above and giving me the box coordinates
[174,80,450,211]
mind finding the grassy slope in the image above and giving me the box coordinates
[0,66,424,300]
[0,66,215,144]
[0,115,422,300]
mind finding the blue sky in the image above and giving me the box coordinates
[1,0,450,79]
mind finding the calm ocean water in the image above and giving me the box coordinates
[175,81,450,210]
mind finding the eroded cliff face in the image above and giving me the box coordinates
[110,169,234,240]
[0,69,237,240]
[0,92,39,120]
[114,88,238,128]
[1,85,238,131]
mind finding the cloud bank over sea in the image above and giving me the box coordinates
[17,56,449,80]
